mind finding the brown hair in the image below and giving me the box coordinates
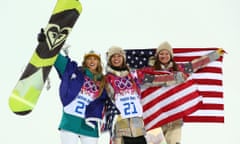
[153,57,179,71]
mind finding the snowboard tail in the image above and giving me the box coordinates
[9,0,82,115]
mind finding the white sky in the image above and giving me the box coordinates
[1,0,240,144]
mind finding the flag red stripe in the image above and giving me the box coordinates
[173,48,219,53]
[196,67,222,73]
[199,104,224,110]
[194,79,222,85]
[184,116,224,123]
[199,91,223,98]
[174,56,202,62]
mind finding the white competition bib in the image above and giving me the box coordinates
[64,93,93,118]
[115,93,143,119]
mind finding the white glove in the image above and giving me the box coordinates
[62,44,71,56]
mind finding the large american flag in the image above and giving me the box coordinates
[125,47,224,131]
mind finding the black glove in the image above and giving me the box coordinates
[37,28,46,42]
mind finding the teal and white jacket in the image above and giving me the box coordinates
[54,54,108,137]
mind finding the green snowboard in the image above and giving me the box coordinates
[9,0,82,115]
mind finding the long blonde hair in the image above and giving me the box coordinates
[81,56,106,97]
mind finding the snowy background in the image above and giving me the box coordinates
[1,0,239,144]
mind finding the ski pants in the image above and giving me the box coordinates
[60,130,98,144]
[113,136,147,144]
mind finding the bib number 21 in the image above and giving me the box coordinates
[123,102,138,116]
[116,94,143,118]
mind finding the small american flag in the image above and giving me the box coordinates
[125,47,224,131]
[102,98,120,136]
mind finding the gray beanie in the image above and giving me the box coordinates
[107,46,126,62]
[155,41,173,57]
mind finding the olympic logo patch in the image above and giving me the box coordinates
[114,77,132,90]
[83,78,99,93]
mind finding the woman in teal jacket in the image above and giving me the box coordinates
[37,29,108,144]
[54,50,108,144]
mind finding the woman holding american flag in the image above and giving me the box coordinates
[150,41,187,144]
[145,41,224,144]
[104,46,148,144]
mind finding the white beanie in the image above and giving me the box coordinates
[155,41,173,57]
[107,46,126,62]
